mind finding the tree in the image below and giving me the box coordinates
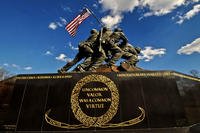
[0,67,11,81]
[189,69,199,78]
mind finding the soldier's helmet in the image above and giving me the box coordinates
[135,47,142,54]
[90,29,98,34]
[102,27,110,32]
[114,28,123,32]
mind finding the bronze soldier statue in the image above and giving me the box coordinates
[57,29,99,73]
[119,43,141,67]
[105,28,128,65]
[57,27,140,73]
[86,27,113,71]
[87,27,129,71]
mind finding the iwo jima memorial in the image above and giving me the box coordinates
[1,9,200,133]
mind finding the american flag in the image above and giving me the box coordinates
[65,8,91,36]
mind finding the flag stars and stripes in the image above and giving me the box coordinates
[65,8,91,36]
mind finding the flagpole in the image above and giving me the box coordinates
[83,5,104,27]
[83,5,105,57]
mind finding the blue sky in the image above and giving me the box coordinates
[0,0,200,75]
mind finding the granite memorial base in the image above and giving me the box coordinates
[0,71,200,132]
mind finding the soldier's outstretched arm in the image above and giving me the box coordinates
[129,47,138,55]
[120,32,128,44]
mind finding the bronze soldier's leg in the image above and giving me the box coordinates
[73,65,85,72]
[76,56,92,71]
[128,55,139,66]
[58,52,83,73]
[122,53,138,66]
[107,44,123,65]
[79,43,94,55]
[88,54,106,71]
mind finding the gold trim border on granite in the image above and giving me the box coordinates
[117,72,171,78]
[172,72,200,82]
[117,71,200,82]
[45,107,145,129]
[16,75,72,80]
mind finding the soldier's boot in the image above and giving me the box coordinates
[108,52,123,66]
[78,56,92,71]
[130,60,139,67]
[74,65,86,72]
[57,68,66,74]
[62,64,71,71]
[88,66,97,72]
[127,55,139,67]
[88,55,106,71]
[57,63,72,73]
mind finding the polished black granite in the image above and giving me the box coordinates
[0,71,200,132]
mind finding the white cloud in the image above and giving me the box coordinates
[69,42,78,51]
[56,54,66,62]
[99,0,139,28]
[101,14,123,28]
[139,46,166,61]
[141,0,186,17]
[56,22,63,27]
[48,22,57,30]
[48,17,67,30]
[3,63,9,67]
[56,54,72,62]
[44,51,53,56]
[177,37,200,55]
[2,63,33,71]
[99,0,139,14]
[60,17,67,25]
[177,4,200,24]
[12,64,20,69]
[192,0,200,3]
[99,0,200,27]
[62,6,72,12]
[24,66,32,70]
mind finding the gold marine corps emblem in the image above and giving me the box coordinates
[45,74,145,129]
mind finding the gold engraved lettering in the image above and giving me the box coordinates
[82,87,108,92]
[117,72,172,78]
[86,92,102,97]
[79,98,111,103]
[71,74,119,127]
[86,104,104,109]
[16,75,72,80]
[117,72,200,82]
